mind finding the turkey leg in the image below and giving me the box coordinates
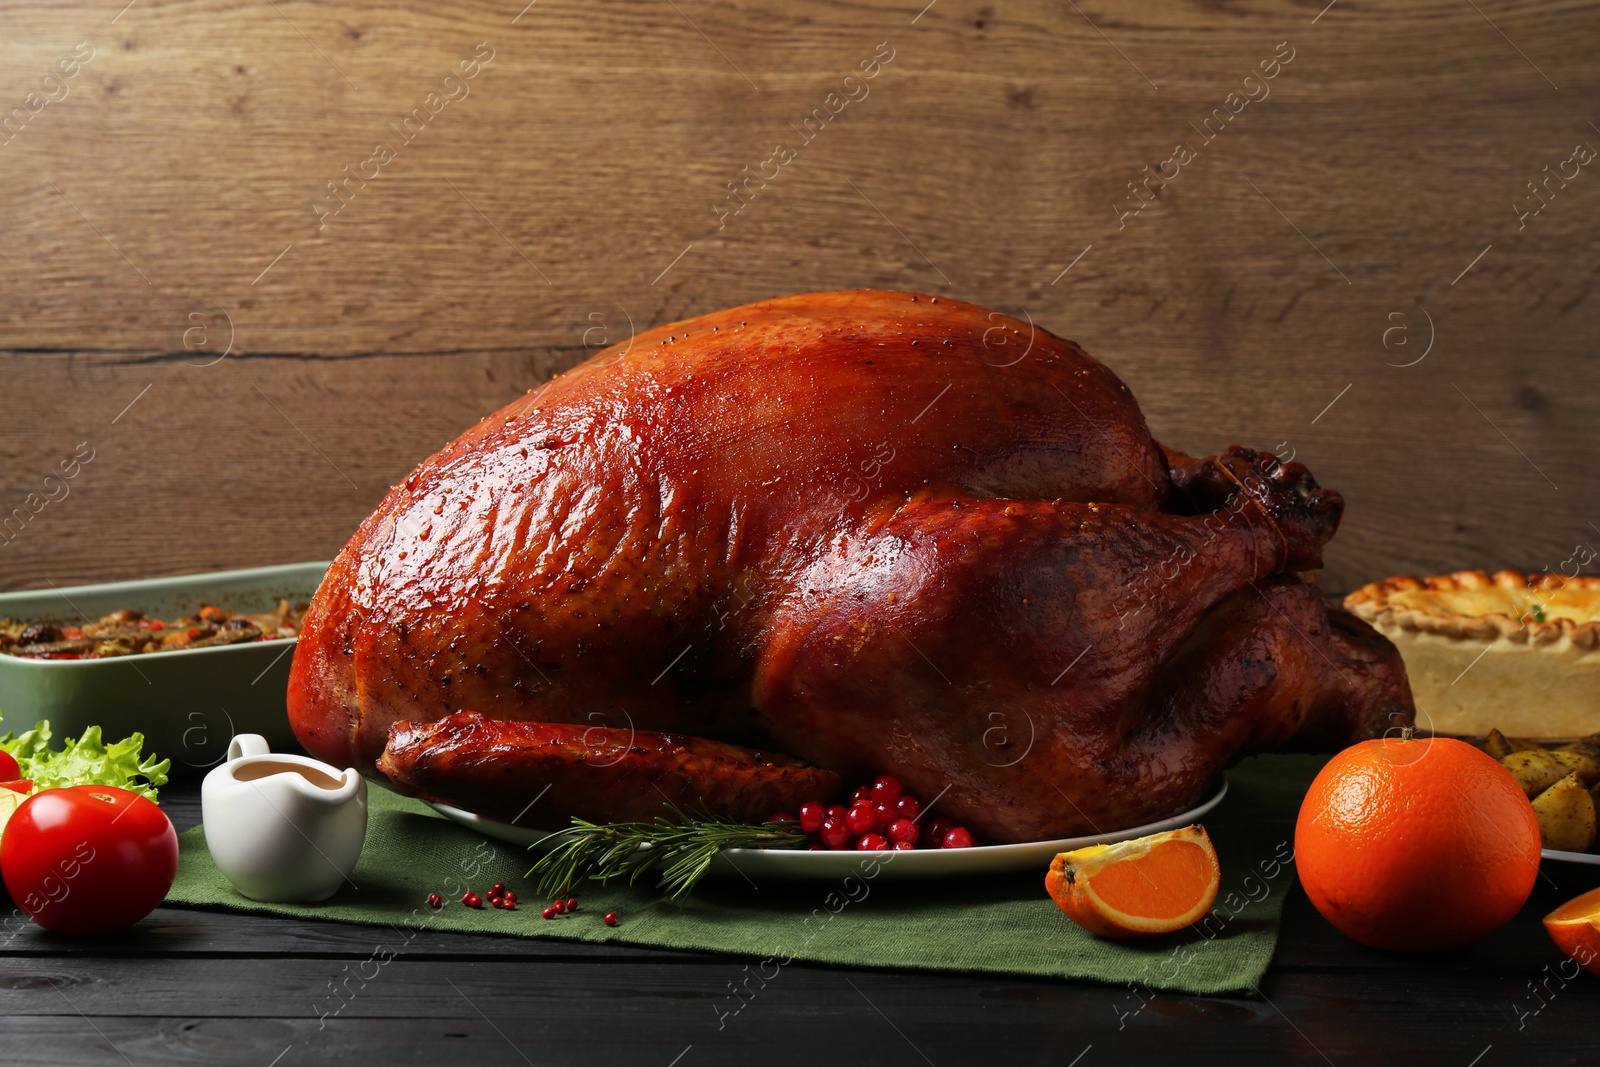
[751,450,1359,840]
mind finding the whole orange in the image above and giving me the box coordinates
[1294,734,1540,951]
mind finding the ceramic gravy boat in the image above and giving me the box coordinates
[202,733,368,903]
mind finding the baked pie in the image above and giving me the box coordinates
[1345,571,1600,738]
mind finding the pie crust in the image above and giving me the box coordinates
[1345,571,1600,738]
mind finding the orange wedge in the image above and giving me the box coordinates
[1045,824,1220,939]
[1544,885,1600,976]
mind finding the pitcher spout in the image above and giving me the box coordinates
[293,765,364,805]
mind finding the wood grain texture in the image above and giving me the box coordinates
[1,944,1598,1065]
[0,0,1596,594]
[1,781,1597,1064]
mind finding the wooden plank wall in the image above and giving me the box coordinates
[0,0,1595,594]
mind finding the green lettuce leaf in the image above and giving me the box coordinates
[0,721,171,801]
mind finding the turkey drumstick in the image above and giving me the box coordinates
[754,481,1398,840]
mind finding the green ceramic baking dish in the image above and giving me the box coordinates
[0,562,328,773]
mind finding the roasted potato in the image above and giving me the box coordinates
[1483,729,1516,760]
[1531,773,1598,853]
[1502,748,1572,798]
[1550,738,1600,781]
[1550,747,1600,787]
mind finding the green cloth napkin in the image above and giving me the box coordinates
[166,754,1324,995]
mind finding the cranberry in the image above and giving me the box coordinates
[505,891,519,905]
[925,818,955,846]
[463,893,484,908]
[490,882,506,896]
[845,804,876,835]
[806,842,827,851]
[887,818,919,845]
[556,899,570,914]
[502,900,517,911]
[604,911,618,927]
[892,841,916,851]
[856,833,889,851]
[820,817,852,850]
[427,893,443,909]
[871,776,903,804]
[490,897,505,909]
[850,785,872,806]
[798,801,825,833]
[565,897,576,911]
[872,801,896,828]
[826,804,849,823]
[895,795,922,820]
[941,827,975,849]
[541,905,557,920]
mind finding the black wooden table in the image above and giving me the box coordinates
[3,776,1599,1066]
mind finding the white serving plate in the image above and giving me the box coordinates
[427,778,1228,881]
[1543,848,1600,867]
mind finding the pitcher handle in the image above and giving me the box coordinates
[227,733,272,761]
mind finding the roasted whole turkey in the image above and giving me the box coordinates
[288,290,1412,842]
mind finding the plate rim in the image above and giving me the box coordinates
[425,777,1230,864]
[1542,846,1600,866]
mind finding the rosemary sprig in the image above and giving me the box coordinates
[528,805,809,903]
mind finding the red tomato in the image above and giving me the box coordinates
[0,751,18,780]
[1,785,178,935]
[0,780,34,794]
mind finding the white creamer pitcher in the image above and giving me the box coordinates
[202,733,368,903]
